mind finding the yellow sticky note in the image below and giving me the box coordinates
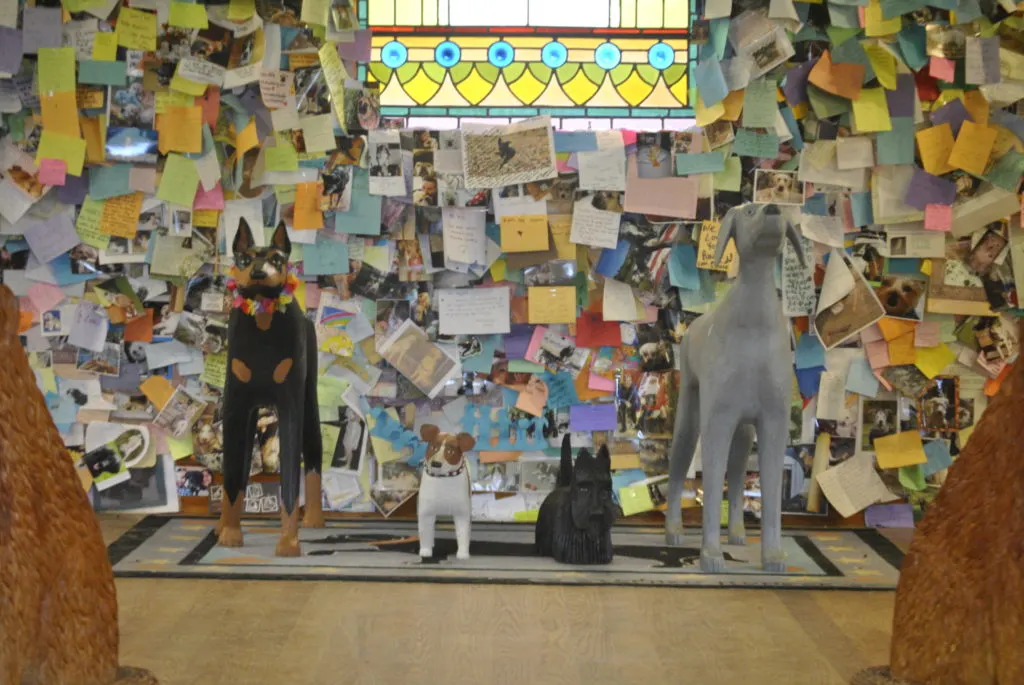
[490,258,507,282]
[916,124,955,175]
[695,91,725,127]
[193,209,219,227]
[37,47,77,94]
[721,90,745,122]
[513,510,540,523]
[155,90,195,115]
[301,0,329,25]
[264,136,299,171]
[863,44,897,90]
[293,182,324,230]
[158,105,203,154]
[864,0,901,37]
[318,41,348,120]
[170,72,208,96]
[914,344,956,378]
[874,431,927,469]
[101,192,144,238]
[299,113,336,153]
[501,215,550,253]
[527,286,577,324]
[947,120,997,176]
[228,0,256,19]
[168,434,195,461]
[549,216,575,260]
[157,153,200,207]
[116,7,158,52]
[40,91,82,138]
[236,119,259,155]
[619,483,656,517]
[887,332,917,365]
[877,317,917,341]
[140,375,175,409]
[168,1,209,28]
[696,220,737,272]
[81,115,107,163]
[852,88,892,132]
[962,90,989,127]
[92,32,118,61]
[920,259,932,276]
[35,131,87,177]
[201,351,227,388]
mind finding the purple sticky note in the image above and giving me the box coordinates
[0,27,23,74]
[57,170,89,205]
[337,30,372,62]
[783,57,817,107]
[865,503,915,528]
[929,98,973,137]
[886,74,916,118]
[569,404,617,431]
[904,166,957,211]
[22,6,63,54]
[503,324,533,360]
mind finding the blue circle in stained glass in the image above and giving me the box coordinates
[435,41,461,68]
[594,42,621,70]
[381,40,408,69]
[488,41,515,68]
[647,42,674,70]
[541,40,568,69]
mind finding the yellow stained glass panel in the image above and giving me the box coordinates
[395,0,421,25]
[637,0,662,27]
[617,69,656,106]
[620,0,637,28]
[368,0,394,25]
[404,67,444,104]
[454,67,496,105]
[664,0,688,28]
[480,76,523,106]
[562,71,601,104]
[507,69,548,104]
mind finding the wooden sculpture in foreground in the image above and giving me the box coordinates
[853,334,1024,685]
[0,285,157,685]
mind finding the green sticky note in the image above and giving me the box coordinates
[876,117,916,165]
[713,155,742,191]
[808,84,852,119]
[157,154,200,207]
[78,60,128,87]
[168,1,210,28]
[618,483,655,517]
[317,374,349,408]
[168,434,194,460]
[264,137,299,171]
[898,464,927,492]
[983,149,1024,193]
[37,47,76,94]
[733,128,779,159]
[513,510,540,522]
[741,78,778,129]
[675,151,726,175]
[320,424,341,469]
[507,360,545,373]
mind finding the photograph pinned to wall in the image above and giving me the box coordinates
[860,397,899,452]
[881,365,930,399]
[153,386,207,438]
[971,314,1018,376]
[329,403,366,472]
[80,428,149,492]
[519,455,562,493]
[319,158,354,212]
[341,83,380,133]
[526,328,591,378]
[369,486,416,517]
[106,77,158,163]
[703,120,735,150]
[926,23,967,58]
[874,275,928,320]
[814,252,886,349]
[377,458,420,491]
[76,342,122,377]
[753,169,804,205]
[848,233,889,283]
[919,376,959,434]
[615,370,678,439]
[378,319,459,399]
[522,260,576,287]
[472,459,519,492]
[374,298,411,349]
[209,482,281,514]
[635,132,673,179]
[782,444,827,515]
[435,130,463,174]
[461,115,557,189]
[966,226,1009,276]
[175,465,214,496]
[367,128,405,196]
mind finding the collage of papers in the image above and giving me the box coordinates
[0,0,1022,524]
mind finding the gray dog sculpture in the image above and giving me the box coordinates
[664,203,806,573]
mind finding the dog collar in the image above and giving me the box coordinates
[425,462,466,478]
[226,270,299,316]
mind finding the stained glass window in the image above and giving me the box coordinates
[360,0,696,126]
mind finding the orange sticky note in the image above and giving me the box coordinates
[500,215,549,253]
[887,331,917,365]
[292,182,323,230]
[808,51,865,101]
[947,120,997,176]
[876,318,918,341]
[158,105,203,154]
[527,286,577,324]
[721,90,745,122]
[124,308,154,343]
[962,90,989,126]
[40,91,82,138]
[140,375,175,409]
[100,192,144,238]
[81,116,106,163]
[915,123,955,175]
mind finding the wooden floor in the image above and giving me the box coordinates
[102,515,899,685]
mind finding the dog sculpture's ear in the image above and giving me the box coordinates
[456,432,476,453]
[785,219,807,269]
[233,218,255,254]
[595,444,611,471]
[420,424,440,444]
[557,434,573,487]
[270,221,291,255]
[713,207,738,268]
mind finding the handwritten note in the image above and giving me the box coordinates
[947,120,997,176]
[782,233,815,316]
[500,214,549,252]
[569,200,620,250]
[439,287,511,335]
[100,192,143,238]
[116,7,157,52]
[259,68,294,109]
[577,133,626,191]
[816,452,895,518]
[696,220,737,272]
[441,207,487,266]
[526,286,576,325]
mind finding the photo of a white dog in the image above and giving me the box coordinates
[753,169,803,206]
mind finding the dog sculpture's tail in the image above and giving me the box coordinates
[557,434,572,488]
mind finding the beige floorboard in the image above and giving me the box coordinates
[102,515,895,685]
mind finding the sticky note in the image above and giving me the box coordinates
[35,131,87,177]
[915,343,955,378]
[157,154,200,207]
[921,440,952,478]
[41,91,81,137]
[863,44,896,90]
[619,483,656,517]
[37,47,76,94]
[101,192,143,238]
[116,7,158,52]
[874,431,927,469]
[140,375,175,409]
[158,105,203,154]
[169,2,210,28]
[292,182,324,230]
[851,88,892,133]
[864,0,901,36]
[887,332,916,365]
[228,0,257,19]
[38,159,67,186]
[500,215,549,253]
[915,124,955,175]
[78,60,128,87]
[929,56,956,82]
[264,136,299,171]
[947,120,997,176]
[845,357,880,397]
[924,203,951,231]
[808,51,864,100]
[527,286,576,324]
[675,151,726,175]
[170,72,208,96]
[92,32,117,61]
[741,78,778,129]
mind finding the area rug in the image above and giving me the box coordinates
[108,516,904,590]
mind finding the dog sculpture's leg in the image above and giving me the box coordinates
[698,401,739,573]
[418,513,436,558]
[302,326,326,529]
[275,403,304,557]
[218,407,257,547]
[454,515,471,560]
[757,408,789,572]
[726,424,755,546]
[666,340,699,547]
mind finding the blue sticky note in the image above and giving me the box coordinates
[845,358,880,397]
[709,18,730,61]
[544,371,579,410]
[675,151,725,175]
[733,128,779,159]
[88,164,133,200]
[462,335,497,374]
[51,254,99,285]
[780,107,804,150]
[803,193,829,216]
[303,236,350,275]
[47,394,78,426]
[678,270,716,307]
[795,365,825,397]
[887,258,922,275]
[897,25,928,71]
[795,334,826,370]
[569,404,617,431]
[922,440,953,478]
[669,243,700,290]
[501,387,519,408]
[875,117,916,166]
[992,109,1024,143]
[334,168,382,236]
[951,0,982,20]
[78,60,128,86]
[851,191,873,226]
[596,239,629,279]
[553,131,598,153]
[694,58,729,108]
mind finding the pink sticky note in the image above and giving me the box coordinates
[26,282,66,313]
[621,130,638,147]
[866,339,890,369]
[860,324,884,344]
[38,159,67,186]
[929,56,955,82]
[304,283,321,309]
[193,182,225,210]
[924,203,952,231]
[914,321,941,347]
[588,373,615,392]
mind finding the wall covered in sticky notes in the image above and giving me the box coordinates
[1,0,1021,528]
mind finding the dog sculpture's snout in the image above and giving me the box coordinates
[251,268,267,280]
[763,204,781,216]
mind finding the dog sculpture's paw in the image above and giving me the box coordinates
[456,550,470,560]
[665,525,685,547]
[302,509,326,528]
[419,547,433,558]
[762,549,787,573]
[727,533,747,546]
[699,553,726,573]
[275,538,302,557]
[217,526,244,548]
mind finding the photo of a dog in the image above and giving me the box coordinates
[919,376,958,434]
[861,399,898,450]
[753,169,803,205]
[874,275,926,320]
